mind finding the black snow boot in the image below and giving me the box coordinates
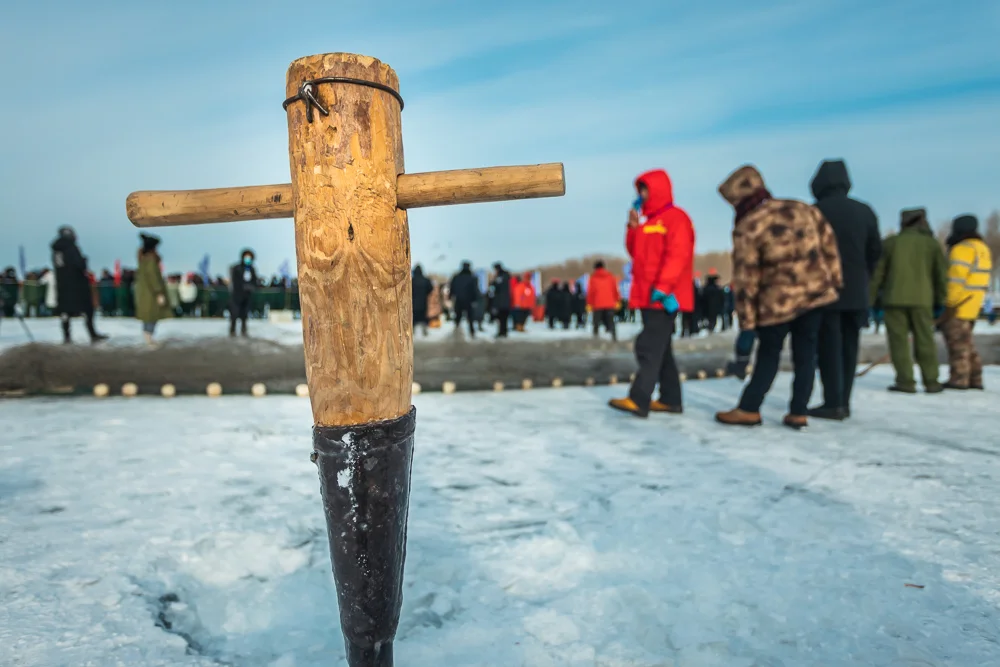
[807,405,847,421]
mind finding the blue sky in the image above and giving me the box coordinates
[2,0,999,278]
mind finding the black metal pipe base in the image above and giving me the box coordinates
[313,407,416,667]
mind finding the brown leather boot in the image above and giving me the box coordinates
[650,400,683,414]
[783,414,808,430]
[609,397,648,418]
[715,408,762,426]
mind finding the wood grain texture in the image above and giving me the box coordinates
[125,164,565,227]
[286,52,411,427]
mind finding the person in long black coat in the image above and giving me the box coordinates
[229,249,258,337]
[572,281,587,329]
[412,265,433,336]
[544,280,561,329]
[701,275,725,333]
[449,262,480,338]
[557,282,573,329]
[490,263,512,338]
[808,159,882,420]
[51,226,107,344]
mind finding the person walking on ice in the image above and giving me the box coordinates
[609,168,695,418]
[714,165,843,430]
[869,208,947,394]
[135,233,172,347]
[940,214,992,390]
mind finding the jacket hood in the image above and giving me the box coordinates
[459,262,472,273]
[946,214,980,246]
[718,165,766,207]
[810,159,852,199]
[635,169,674,216]
[413,266,425,278]
[51,235,77,252]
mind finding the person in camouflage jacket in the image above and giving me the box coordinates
[714,165,843,430]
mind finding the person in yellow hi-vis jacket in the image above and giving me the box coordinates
[942,215,993,390]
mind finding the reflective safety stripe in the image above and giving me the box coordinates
[642,224,666,234]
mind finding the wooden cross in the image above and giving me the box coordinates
[125,52,565,667]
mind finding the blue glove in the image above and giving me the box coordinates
[735,330,756,357]
[933,305,945,320]
[632,197,643,212]
[651,289,679,313]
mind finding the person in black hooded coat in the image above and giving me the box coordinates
[449,261,480,337]
[51,226,108,344]
[808,159,881,420]
[490,263,512,337]
[229,249,258,337]
[412,265,433,336]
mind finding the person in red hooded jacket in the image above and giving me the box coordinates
[511,272,536,332]
[609,169,695,418]
[587,260,620,341]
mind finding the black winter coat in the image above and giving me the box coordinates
[702,278,725,317]
[811,160,881,311]
[51,236,92,316]
[449,268,479,308]
[230,263,258,305]
[412,268,433,320]
[491,269,512,311]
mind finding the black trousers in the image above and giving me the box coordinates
[453,304,475,336]
[592,309,616,340]
[496,309,510,337]
[817,308,867,409]
[738,309,823,416]
[230,296,250,334]
[60,306,99,342]
[629,309,682,411]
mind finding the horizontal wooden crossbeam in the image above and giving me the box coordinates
[126,163,565,228]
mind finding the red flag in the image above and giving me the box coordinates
[114,259,121,287]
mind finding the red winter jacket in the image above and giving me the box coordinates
[625,169,695,311]
[587,267,620,311]
[511,275,536,310]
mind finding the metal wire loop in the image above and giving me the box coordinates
[282,77,405,122]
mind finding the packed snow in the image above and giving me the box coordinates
[2,366,999,666]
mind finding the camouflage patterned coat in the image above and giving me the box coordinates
[719,165,843,330]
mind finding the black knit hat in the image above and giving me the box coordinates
[900,208,927,228]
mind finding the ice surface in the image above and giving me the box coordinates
[0,315,648,352]
[2,367,999,666]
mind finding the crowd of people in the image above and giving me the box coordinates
[3,159,995,412]
[408,262,738,342]
[0,228,295,346]
[606,159,994,430]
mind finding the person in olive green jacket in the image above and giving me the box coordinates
[135,234,172,347]
[869,208,947,393]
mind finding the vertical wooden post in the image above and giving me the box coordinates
[285,53,413,667]
[285,52,412,425]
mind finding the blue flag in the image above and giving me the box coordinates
[531,270,542,295]
[475,268,488,294]
[18,245,27,279]
[577,273,589,294]
[278,259,292,287]
[623,261,632,278]
[198,254,211,283]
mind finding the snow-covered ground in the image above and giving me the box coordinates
[0,315,647,351]
[2,367,998,666]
